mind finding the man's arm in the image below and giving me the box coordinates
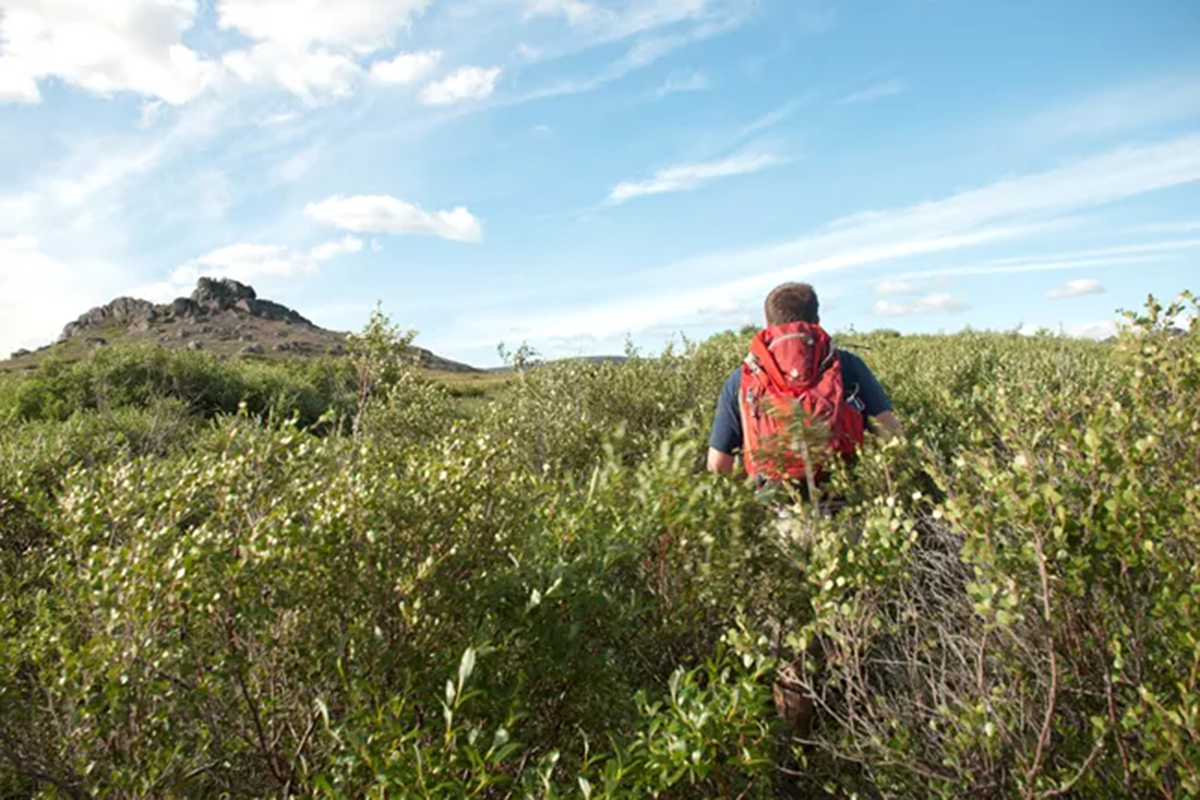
[844,352,902,437]
[707,447,737,474]
[869,410,903,438]
[707,369,743,473]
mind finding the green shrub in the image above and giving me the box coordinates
[0,345,355,428]
[1,292,1196,798]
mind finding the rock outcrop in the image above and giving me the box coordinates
[61,297,158,341]
[32,276,482,374]
[190,278,313,325]
[59,278,314,342]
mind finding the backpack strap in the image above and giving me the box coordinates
[749,334,791,391]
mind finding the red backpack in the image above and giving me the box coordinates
[739,322,866,483]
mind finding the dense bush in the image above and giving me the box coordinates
[0,292,1196,797]
[0,345,356,429]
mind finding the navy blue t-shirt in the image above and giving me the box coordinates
[708,350,893,455]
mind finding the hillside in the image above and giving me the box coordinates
[1,277,480,375]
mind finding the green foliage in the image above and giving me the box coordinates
[1,294,1197,798]
[0,344,355,428]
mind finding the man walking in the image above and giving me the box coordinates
[705,282,901,743]
[705,283,897,743]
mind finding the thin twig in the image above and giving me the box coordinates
[1025,533,1059,797]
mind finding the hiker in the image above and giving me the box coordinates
[707,282,900,481]
[705,281,900,743]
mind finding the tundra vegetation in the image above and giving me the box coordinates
[1,293,1196,798]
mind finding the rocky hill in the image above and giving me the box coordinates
[4,277,480,374]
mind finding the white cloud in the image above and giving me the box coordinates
[0,193,40,233]
[1017,323,1045,337]
[310,235,364,261]
[1024,69,1200,141]
[0,62,41,103]
[840,78,906,105]
[515,42,541,60]
[872,293,968,317]
[1072,320,1119,340]
[162,236,362,297]
[0,0,215,105]
[0,236,125,354]
[657,69,709,97]
[419,66,501,105]
[222,43,362,101]
[466,133,1200,343]
[525,0,608,26]
[1017,319,1124,340]
[1046,278,1105,299]
[216,0,432,100]
[369,50,442,86]
[305,194,483,243]
[217,0,431,52]
[608,152,784,204]
[170,243,321,286]
[370,238,384,253]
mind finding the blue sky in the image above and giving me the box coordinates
[1,0,1198,365]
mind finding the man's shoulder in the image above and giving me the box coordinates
[837,348,870,373]
[722,366,742,396]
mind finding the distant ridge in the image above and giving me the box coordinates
[4,277,480,374]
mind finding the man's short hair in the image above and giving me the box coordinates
[765,282,820,326]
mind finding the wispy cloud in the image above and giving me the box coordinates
[793,0,838,34]
[469,133,1200,343]
[503,1,752,107]
[0,237,128,354]
[0,96,236,253]
[989,239,1200,264]
[275,145,323,183]
[305,194,483,243]
[1024,68,1200,141]
[840,78,906,105]
[149,235,364,302]
[736,94,815,140]
[893,239,1200,283]
[525,0,609,26]
[1046,278,1105,299]
[1123,220,1200,234]
[310,235,365,262]
[873,293,968,317]
[657,69,709,97]
[608,151,785,204]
